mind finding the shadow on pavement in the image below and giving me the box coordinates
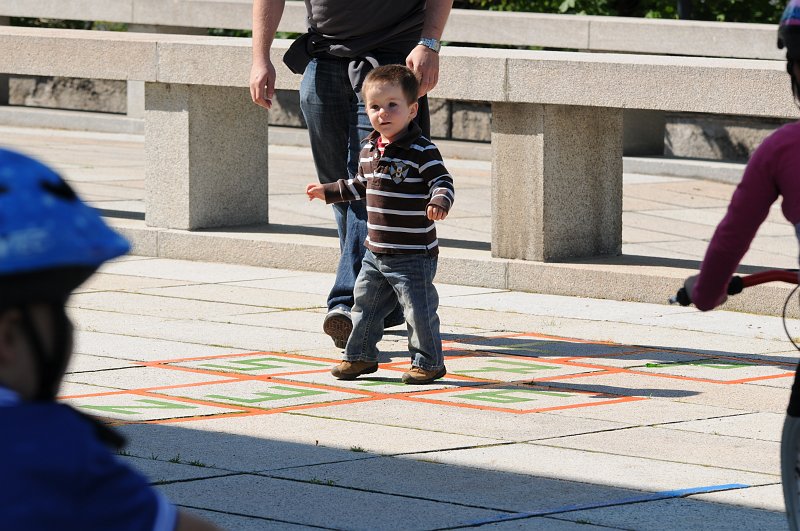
[114,421,786,531]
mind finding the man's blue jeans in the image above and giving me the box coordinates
[299,54,430,313]
[345,250,443,371]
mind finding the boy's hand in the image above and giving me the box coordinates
[427,205,447,221]
[306,184,324,201]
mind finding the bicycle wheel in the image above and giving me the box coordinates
[782,414,800,530]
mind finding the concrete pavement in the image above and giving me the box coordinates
[59,254,798,530]
[2,124,798,317]
[2,124,800,529]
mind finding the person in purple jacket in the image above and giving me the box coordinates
[681,3,800,528]
[683,0,800,311]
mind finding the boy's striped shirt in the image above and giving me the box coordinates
[322,123,454,255]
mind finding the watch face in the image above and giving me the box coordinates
[420,38,440,52]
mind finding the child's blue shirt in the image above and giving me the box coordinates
[0,386,177,531]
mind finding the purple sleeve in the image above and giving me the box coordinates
[692,143,780,311]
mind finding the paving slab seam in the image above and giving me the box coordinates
[523,440,782,478]
[431,483,752,530]
[253,470,524,516]
[149,471,247,486]
[255,455,383,474]
[276,410,506,441]
[282,411,546,442]
[521,516,629,530]
[380,441,538,461]
[86,288,321,311]
[256,441,523,471]
[529,411,755,442]
[595,346,800,368]
[66,366,153,376]
[174,503,340,530]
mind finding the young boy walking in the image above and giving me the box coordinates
[306,65,454,384]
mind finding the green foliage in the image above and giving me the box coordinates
[12,1,789,35]
[453,0,786,23]
[208,28,253,37]
[11,17,127,31]
[207,29,302,39]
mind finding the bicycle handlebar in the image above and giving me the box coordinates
[669,269,799,306]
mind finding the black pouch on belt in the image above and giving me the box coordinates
[283,33,313,74]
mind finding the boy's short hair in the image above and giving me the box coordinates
[363,65,419,104]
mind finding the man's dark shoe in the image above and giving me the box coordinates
[331,360,379,380]
[401,366,447,385]
[323,307,352,349]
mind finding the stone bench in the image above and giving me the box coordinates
[0,26,796,262]
[0,0,783,59]
[0,1,786,155]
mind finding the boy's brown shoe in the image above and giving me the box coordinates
[331,360,379,380]
[401,366,447,385]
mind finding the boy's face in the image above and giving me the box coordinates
[364,81,418,144]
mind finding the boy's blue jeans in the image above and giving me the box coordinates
[345,250,444,371]
[299,54,429,314]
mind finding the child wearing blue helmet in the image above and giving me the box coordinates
[0,149,220,531]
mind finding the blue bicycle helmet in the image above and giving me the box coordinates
[0,148,130,306]
[779,0,800,60]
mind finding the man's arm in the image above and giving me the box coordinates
[250,0,286,110]
[406,0,454,97]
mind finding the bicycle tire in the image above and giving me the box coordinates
[782,414,800,531]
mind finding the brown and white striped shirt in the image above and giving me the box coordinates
[322,122,454,256]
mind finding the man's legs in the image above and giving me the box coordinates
[300,58,366,346]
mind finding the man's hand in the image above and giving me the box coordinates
[406,45,440,97]
[306,183,324,201]
[250,60,276,110]
[427,204,447,221]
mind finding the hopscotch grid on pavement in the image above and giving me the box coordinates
[61,331,794,423]
[621,367,795,385]
[613,345,800,368]
[148,396,385,425]
[393,382,648,414]
[59,377,244,399]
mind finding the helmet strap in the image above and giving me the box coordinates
[18,304,71,401]
[789,60,800,106]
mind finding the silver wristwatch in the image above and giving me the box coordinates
[417,37,441,53]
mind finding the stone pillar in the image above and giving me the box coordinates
[127,80,146,119]
[145,83,270,230]
[127,24,208,119]
[623,109,666,156]
[491,103,623,262]
[0,17,9,106]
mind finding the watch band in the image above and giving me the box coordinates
[417,37,441,53]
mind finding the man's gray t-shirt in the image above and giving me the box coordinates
[305,0,425,42]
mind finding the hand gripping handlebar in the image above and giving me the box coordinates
[670,270,799,306]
